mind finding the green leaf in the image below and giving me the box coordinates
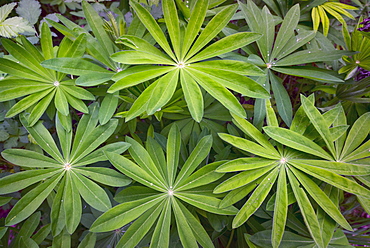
[176,192,238,215]
[116,203,163,248]
[270,72,292,126]
[2,149,62,168]
[0,168,61,194]
[0,3,17,23]
[77,233,96,248]
[181,0,209,60]
[40,22,54,60]
[72,171,111,212]
[150,198,171,248]
[175,135,212,187]
[218,133,280,159]
[191,60,264,76]
[130,0,176,61]
[82,1,115,57]
[74,167,131,187]
[126,136,167,188]
[233,168,279,228]
[55,88,69,116]
[163,0,181,58]
[176,161,225,191]
[185,4,237,59]
[0,58,48,82]
[63,172,81,234]
[70,119,119,164]
[187,32,262,63]
[98,93,119,125]
[190,67,269,99]
[301,96,336,156]
[275,50,354,66]
[273,67,343,82]
[73,142,130,167]
[0,196,12,206]
[275,31,316,61]
[51,177,66,236]
[292,162,370,199]
[290,167,352,231]
[60,85,95,100]
[271,4,300,60]
[110,50,174,65]
[286,168,324,248]
[263,127,333,160]
[21,114,65,163]
[272,167,288,248]
[90,194,165,232]
[41,58,112,75]
[6,88,54,118]
[214,164,276,193]
[172,198,198,248]
[28,90,56,126]
[180,70,204,122]
[215,157,275,172]
[294,160,370,176]
[109,65,175,93]
[6,173,63,226]
[146,69,179,115]
[76,73,113,86]
[188,69,246,118]
[341,112,370,158]
[231,113,279,154]
[105,152,165,191]
[177,201,215,248]
[166,124,181,186]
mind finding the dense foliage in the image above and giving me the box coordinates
[0,0,369,247]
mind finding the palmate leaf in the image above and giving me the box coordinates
[93,125,236,248]
[109,0,267,122]
[0,107,130,232]
[0,25,97,125]
[216,100,370,248]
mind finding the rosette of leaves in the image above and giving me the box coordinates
[0,103,131,236]
[89,124,238,248]
[108,0,269,123]
[214,95,370,248]
[240,0,353,127]
[339,17,370,80]
[0,23,95,126]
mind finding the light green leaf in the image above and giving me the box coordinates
[6,173,63,226]
[187,32,262,63]
[105,151,165,191]
[214,164,275,193]
[90,194,165,232]
[185,4,237,59]
[188,69,246,118]
[64,172,81,234]
[41,58,112,75]
[180,70,204,122]
[272,167,288,248]
[0,58,48,82]
[77,233,96,248]
[0,17,34,38]
[110,50,174,65]
[72,171,111,212]
[181,0,209,60]
[150,198,171,248]
[163,0,181,58]
[270,72,292,126]
[175,135,212,187]
[130,0,176,61]
[191,60,264,76]
[176,192,238,215]
[272,67,344,82]
[167,124,181,186]
[74,167,131,187]
[109,65,175,93]
[263,127,333,160]
[2,149,62,168]
[216,157,275,172]
[40,22,54,60]
[218,133,280,159]
[290,167,352,231]
[286,168,324,248]
[98,93,118,125]
[55,88,69,116]
[294,160,370,176]
[28,90,56,126]
[172,198,198,248]
[116,203,163,248]
[233,168,279,228]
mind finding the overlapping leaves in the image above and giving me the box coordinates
[90,124,238,248]
[108,0,268,123]
[241,0,353,127]
[0,103,131,236]
[0,23,95,126]
[215,95,370,248]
